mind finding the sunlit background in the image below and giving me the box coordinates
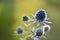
[0,0,60,40]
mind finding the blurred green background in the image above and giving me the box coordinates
[0,0,60,40]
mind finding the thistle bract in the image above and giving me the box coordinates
[32,36,38,40]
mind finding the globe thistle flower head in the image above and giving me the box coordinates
[43,25,51,32]
[36,28,44,37]
[16,26,23,34]
[35,9,47,21]
[22,15,29,22]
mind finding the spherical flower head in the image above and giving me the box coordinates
[35,9,47,21]
[43,25,51,32]
[16,27,23,34]
[22,15,29,21]
[36,28,44,37]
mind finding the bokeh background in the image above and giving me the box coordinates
[0,0,60,40]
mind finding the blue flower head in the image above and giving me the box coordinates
[44,27,49,32]
[36,28,43,36]
[15,9,52,40]
[22,16,29,21]
[16,27,23,34]
[35,9,46,21]
[43,25,51,32]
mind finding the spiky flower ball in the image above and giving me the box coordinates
[16,27,23,34]
[35,9,47,21]
[22,16,29,22]
[43,25,51,32]
[36,28,44,37]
